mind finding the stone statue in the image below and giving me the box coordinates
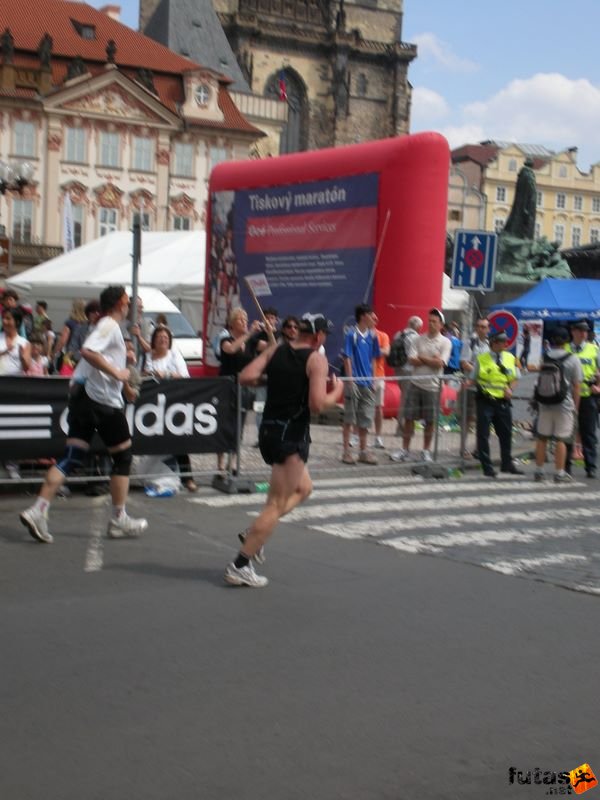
[1,28,14,64]
[106,39,117,64]
[38,33,53,69]
[66,56,87,81]
[503,157,536,240]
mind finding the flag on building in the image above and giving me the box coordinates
[63,193,74,252]
[278,70,287,102]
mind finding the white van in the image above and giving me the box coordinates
[134,286,203,365]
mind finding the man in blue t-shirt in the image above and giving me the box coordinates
[341,303,380,464]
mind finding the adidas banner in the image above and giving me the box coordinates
[0,376,238,459]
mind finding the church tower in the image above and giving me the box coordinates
[141,0,416,153]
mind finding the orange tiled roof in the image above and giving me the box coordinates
[1,0,263,135]
[1,0,199,74]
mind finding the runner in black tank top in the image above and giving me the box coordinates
[223,313,344,588]
[259,343,313,465]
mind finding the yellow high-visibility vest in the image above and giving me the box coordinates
[476,351,517,399]
[566,342,598,398]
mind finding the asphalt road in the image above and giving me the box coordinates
[1,477,599,800]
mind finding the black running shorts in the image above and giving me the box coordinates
[258,419,310,465]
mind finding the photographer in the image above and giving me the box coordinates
[472,330,523,478]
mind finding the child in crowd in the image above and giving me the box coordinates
[26,333,49,376]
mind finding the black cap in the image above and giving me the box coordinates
[570,320,590,331]
[489,330,508,343]
[299,312,334,335]
[550,327,569,345]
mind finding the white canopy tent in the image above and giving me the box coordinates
[8,231,206,330]
[441,272,469,312]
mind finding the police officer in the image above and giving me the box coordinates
[473,330,524,478]
[566,321,600,478]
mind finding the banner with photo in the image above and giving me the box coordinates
[206,174,380,365]
[0,377,237,460]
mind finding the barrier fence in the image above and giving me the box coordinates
[0,373,537,488]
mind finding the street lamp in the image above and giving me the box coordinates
[0,160,34,273]
[0,159,34,194]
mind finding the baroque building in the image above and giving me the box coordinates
[140,0,416,155]
[0,0,263,274]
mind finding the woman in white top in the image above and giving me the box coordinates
[0,308,31,375]
[143,325,197,491]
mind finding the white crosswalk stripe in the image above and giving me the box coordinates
[192,475,600,594]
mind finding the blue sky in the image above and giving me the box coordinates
[92,0,600,171]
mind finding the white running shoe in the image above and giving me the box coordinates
[224,561,269,588]
[349,434,359,448]
[238,529,266,564]
[107,514,148,539]
[534,471,545,483]
[20,506,53,544]
[422,450,433,463]
[554,471,574,484]
[390,449,408,462]
[374,436,385,449]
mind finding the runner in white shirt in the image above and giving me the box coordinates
[20,285,148,544]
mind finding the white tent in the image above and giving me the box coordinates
[8,231,205,329]
[441,272,469,312]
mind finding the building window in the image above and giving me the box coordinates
[508,158,517,172]
[535,222,541,239]
[174,142,194,177]
[132,211,151,231]
[591,228,600,244]
[72,203,84,247]
[496,186,506,203]
[556,192,566,209]
[573,195,583,211]
[209,145,227,172]
[14,121,35,157]
[536,191,543,208]
[132,136,153,172]
[356,73,368,97]
[593,197,600,213]
[494,217,505,234]
[65,127,86,163]
[173,215,191,231]
[12,199,33,243]
[559,165,567,178]
[99,207,118,236]
[554,224,565,245]
[99,131,120,168]
[448,209,461,222]
[572,226,582,247]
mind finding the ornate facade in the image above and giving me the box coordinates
[141,0,416,155]
[0,0,263,273]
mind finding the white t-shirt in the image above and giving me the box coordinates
[82,316,126,408]
[0,332,28,375]
[144,348,189,377]
[408,332,452,391]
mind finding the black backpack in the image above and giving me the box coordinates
[387,331,408,368]
[534,352,570,405]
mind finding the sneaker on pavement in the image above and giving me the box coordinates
[374,436,385,449]
[107,514,148,539]
[357,451,378,465]
[534,471,545,483]
[238,529,266,565]
[421,450,433,463]
[224,561,268,588]
[554,471,574,484]
[390,448,408,462]
[349,434,359,448]
[20,506,53,544]
[342,451,357,465]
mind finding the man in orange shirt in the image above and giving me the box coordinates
[372,312,390,448]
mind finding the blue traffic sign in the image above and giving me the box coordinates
[451,230,498,292]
